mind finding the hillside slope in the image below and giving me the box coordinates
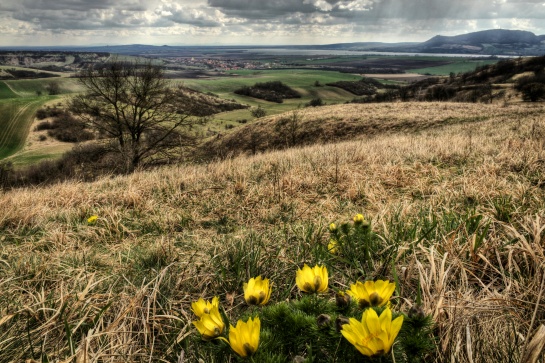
[1,101,544,361]
[198,102,541,159]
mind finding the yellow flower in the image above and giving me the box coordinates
[226,316,261,357]
[87,215,98,224]
[327,239,338,254]
[353,213,365,224]
[191,296,220,318]
[244,276,272,306]
[296,264,328,293]
[329,223,337,232]
[347,280,396,309]
[192,305,225,340]
[341,307,403,357]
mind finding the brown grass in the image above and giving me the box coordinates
[1,101,544,362]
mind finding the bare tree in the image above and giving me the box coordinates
[70,59,197,170]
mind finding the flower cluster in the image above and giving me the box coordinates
[192,265,403,358]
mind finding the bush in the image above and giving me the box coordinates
[34,121,53,131]
[46,114,95,142]
[250,106,267,118]
[234,81,301,103]
[520,83,545,102]
[306,97,324,107]
[36,106,64,120]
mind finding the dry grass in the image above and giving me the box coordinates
[1,101,545,362]
[201,101,544,159]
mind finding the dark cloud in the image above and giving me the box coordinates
[0,0,544,45]
[19,0,148,12]
[208,0,319,18]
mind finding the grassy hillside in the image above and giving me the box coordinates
[0,101,544,361]
[199,102,543,158]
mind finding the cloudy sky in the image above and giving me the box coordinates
[1,0,544,46]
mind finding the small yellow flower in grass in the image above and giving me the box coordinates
[87,215,98,224]
[347,280,396,309]
[226,316,261,358]
[193,305,225,340]
[341,307,403,357]
[353,213,365,224]
[327,239,338,254]
[329,223,337,232]
[296,264,328,293]
[191,296,220,318]
[244,276,272,306]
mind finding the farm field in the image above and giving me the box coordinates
[0,97,47,159]
[409,59,499,75]
[0,77,85,162]
[180,69,363,121]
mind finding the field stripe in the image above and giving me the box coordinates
[0,99,43,159]
[2,81,22,97]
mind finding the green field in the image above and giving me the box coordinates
[409,59,499,75]
[180,69,362,122]
[4,77,83,97]
[0,97,47,159]
[0,81,20,99]
[0,76,86,161]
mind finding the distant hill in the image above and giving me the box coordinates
[317,29,545,56]
[415,29,545,55]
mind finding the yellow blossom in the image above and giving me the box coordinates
[226,316,261,357]
[243,276,272,306]
[329,223,337,232]
[347,280,396,309]
[353,213,365,224]
[191,296,220,318]
[192,305,225,340]
[341,307,403,357]
[87,215,98,224]
[296,264,328,293]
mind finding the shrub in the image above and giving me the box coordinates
[306,97,324,107]
[234,81,301,103]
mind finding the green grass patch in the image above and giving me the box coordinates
[0,81,20,99]
[409,59,499,76]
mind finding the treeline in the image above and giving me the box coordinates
[352,55,545,103]
[326,77,395,96]
[234,81,301,103]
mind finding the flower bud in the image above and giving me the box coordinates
[316,314,331,328]
[409,305,426,320]
[335,316,350,332]
[335,291,351,309]
[329,222,337,232]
